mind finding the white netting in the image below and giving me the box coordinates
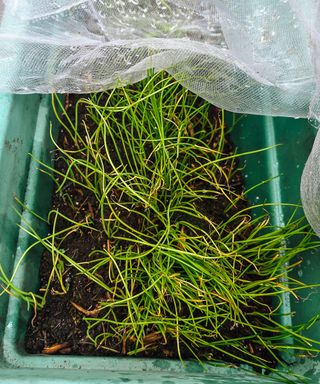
[1,0,320,232]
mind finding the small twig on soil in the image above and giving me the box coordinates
[122,335,127,355]
[142,332,162,346]
[70,301,101,317]
[88,202,95,219]
[42,342,69,354]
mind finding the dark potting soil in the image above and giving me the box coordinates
[25,93,276,369]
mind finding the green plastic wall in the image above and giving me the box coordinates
[0,95,319,383]
[0,94,42,342]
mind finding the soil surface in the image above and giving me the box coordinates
[25,93,276,369]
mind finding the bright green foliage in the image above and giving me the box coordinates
[2,72,320,373]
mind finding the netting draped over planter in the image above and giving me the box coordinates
[1,0,320,234]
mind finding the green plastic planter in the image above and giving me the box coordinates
[0,95,320,383]
[0,93,42,339]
